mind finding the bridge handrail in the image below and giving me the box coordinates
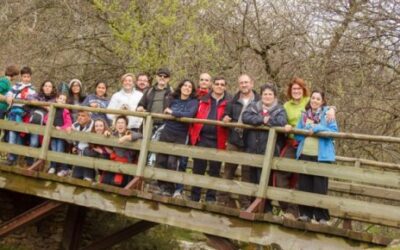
[1,97,400,143]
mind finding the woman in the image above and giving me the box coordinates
[155,79,198,197]
[242,83,287,211]
[82,81,110,124]
[281,77,335,219]
[67,79,86,122]
[295,90,338,224]
[26,80,57,166]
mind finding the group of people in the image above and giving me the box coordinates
[0,64,338,225]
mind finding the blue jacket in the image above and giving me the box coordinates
[164,97,198,136]
[295,106,338,162]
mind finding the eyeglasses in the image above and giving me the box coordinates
[157,74,169,79]
[213,83,226,87]
[200,78,210,82]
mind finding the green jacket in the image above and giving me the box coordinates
[0,76,11,111]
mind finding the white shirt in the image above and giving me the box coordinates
[107,89,143,129]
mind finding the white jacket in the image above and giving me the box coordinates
[107,89,143,129]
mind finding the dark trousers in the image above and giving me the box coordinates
[218,143,252,208]
[156,130,186,193]
[298,154,330,221]
[191,138,221,202]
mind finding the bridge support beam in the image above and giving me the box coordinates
[205,234,238,250]
[61,205,87,250]
[0,200,63,238]
[82,220,157,250]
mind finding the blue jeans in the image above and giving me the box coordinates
[50,139,68,171]
[175,157,188,192]
[7,131,23,162]
[26,134,40,165]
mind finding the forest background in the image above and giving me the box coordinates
[0,0,399,163]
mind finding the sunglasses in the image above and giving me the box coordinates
[200,78,210,82]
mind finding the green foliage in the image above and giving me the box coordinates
[92,0,221,84]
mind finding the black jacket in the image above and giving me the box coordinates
[138,84,173,112]
[242,100,287,155]
[223,90,260,148]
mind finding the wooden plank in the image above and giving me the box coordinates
[61,205,87,250]
[265,187,400,228]
[47,151,138,176]
[0,120,44,135]
[39,105,56,160]
[0,170,386,248]
[0,200,63,238]
[273,158,400,188]
[50,129,142,151]
[82,221,157,250]
[135,115,153,177]
[257,129,277,198]
[336,156,400,170]
[329,180,400,201]
[149,141,264,167]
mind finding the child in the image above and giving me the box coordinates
[5,66,37,166]
[46,93,72,176]
[101,115,142,187]
[80,119,110,181]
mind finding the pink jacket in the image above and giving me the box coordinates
[44,108,72,130]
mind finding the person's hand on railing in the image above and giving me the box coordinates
[164,107,173,115]
[263,116,270,124]
[308,129,314,136]
[104,130,111,137]
[136,106,146,112]
[222,115,232,123]
[6,96,13,106]
[118,134,132,144]
[56,126,62,130]
[89,102,99,108]
[284,124,292,132]
[326,106,336,123]
[65,127,72,134]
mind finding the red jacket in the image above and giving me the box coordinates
[189,93,230,149]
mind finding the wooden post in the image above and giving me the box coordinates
[82,221,157,250]
[61,205,87,250]
[123,115,153,193]
[38,105,56,167]
[240,129,277,219]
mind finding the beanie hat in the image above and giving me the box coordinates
[68,79,82,88]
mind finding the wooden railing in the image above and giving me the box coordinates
[0,99,399,230]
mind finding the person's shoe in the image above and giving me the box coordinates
[83,177,93,182]
[173,190,183,199]
[298,215,311,222]
[5,160,16,166]
[57,170,71,177]
[47,168,56,174]
[319,219,331,226]
[161,190,172,197]
[282,213,296,221]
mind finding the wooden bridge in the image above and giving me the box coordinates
[0,99,399,249]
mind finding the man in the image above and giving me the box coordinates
[136,68,173,129]
[196,72,212,98]
[219,74,260,208]
[189,76,231,202]
[135,72,151,92]
[107,73,143,130]
[71,110,94,180]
